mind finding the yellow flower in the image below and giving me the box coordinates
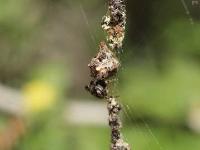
[22,80,57,114]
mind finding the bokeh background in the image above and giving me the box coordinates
[1,0,200,150]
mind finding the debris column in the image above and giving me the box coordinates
[85,0,130,149]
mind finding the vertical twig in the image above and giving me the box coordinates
[85,0,130,149]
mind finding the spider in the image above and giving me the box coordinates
[85,79,109,99]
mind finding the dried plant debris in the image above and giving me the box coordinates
[106,25,125,50]
[108,0,126,26]
[88,42,120,80]
[102,0,126,27]
[112,139,131,150]
[107,97,131,150]
[102,0,126,49]
[85,0,130,149]
[107,97,121,114]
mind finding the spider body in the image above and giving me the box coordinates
[85,79,108,99]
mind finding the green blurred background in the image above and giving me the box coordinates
[1,0,200,150]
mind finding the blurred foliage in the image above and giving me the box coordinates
[16,126,200,150]
[23,80,57,113]
[26,63,70,92]
[120,59,200,123]
[0,115,8,129]
[165,20,200,56]
[15,113,67,150]
[0,0,42,85]
[22,62,70,114]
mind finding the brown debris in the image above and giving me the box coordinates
[107,97,131,150]
[85,0,131,149]
[102,0,126,50]
[88,42,120,80]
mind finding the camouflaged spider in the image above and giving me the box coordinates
[85,78,118,99]
[86,42,120,99]
[85,79,109,99]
